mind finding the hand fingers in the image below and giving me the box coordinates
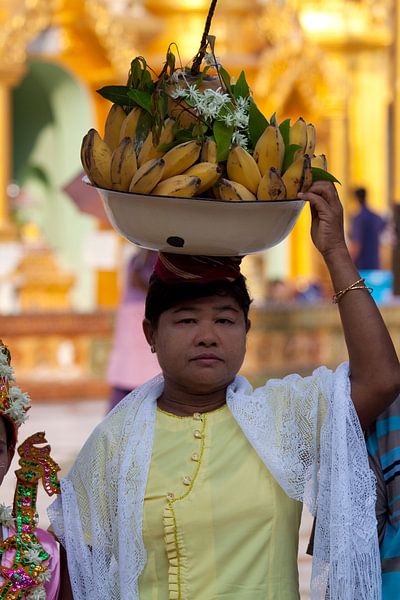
[304,181,340,207]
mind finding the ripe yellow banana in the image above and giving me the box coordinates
[311,154,327,170]
[289,117,308,152]
[282,154,309,199]
[201,139,218,163]
[257,167,287,201]
[184,162,222,195]
[301,154,313,193]
[161,140,202,180]
[216,179,257,202]
[253,125,285,176]
[227,145,261,194]
[129,158,165,194]
[104,104,126,151]
[119,106,143,142]
[81,128,112,189]
[305,124,316,156]
[137,118,176,167]
[111,137,138,191]
[152,175,201,197]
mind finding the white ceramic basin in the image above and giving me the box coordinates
[85,178,305,256]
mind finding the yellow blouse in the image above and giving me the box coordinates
[139,405,302,600]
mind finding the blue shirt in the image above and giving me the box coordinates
[350,206,385,270]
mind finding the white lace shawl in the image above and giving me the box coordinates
[48,362,380,599]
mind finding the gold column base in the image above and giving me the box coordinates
[0,220,18,242]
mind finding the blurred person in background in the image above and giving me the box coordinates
[106,248,160,411]
[349,187,386,270]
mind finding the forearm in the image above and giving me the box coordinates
[324,245,400,427]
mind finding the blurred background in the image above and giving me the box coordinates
[1,0,400,596]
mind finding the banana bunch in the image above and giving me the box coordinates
[82,102,329,202]
[81,103,222,198]
[220,117,327,202]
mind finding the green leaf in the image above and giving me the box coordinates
[279,118,291,148]
[248,100,269,148]
[219,66,234,98]
[157,141,180,153]
[175,128,196,142]
[213,121,234,162]
[96,85,133,108]
[312,168,341,185]
[282,144,302,174]
[270,112,277,126]
[127,89,153,114]
[234,71,250,99]
[142,69,155,93]
[134,111,152,155]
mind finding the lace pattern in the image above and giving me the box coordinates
[48,364,380,599]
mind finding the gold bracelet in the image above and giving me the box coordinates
[332,277,373,304]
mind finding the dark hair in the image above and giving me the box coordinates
[354,187,367,205]
[145,274,252,327]
[0,415,15,450]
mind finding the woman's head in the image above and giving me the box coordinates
[143,266,252,395]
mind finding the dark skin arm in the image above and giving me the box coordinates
[59,544,74,600]
[299,181,400,429]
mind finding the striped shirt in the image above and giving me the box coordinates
[366,396,400,598]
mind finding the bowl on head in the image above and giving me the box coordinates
[84,177,305,256]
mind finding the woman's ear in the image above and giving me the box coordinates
[142,319,154,348]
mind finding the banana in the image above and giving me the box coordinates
[301,154,312,193]
[311,154,327,170]
[161,140,202,180]
[216,179,257,202]
[137,118,176,167]
[104,104,126,151]
[227,145,261,194]
[289,117,308,152]
[253,124,285,176]
[257,167,287,201]
[184,162,222,195]
[129,158,165,194]
[111,137,138,191]
[152,175,201,197]
[282,154,309,199]
[119,106,143,142]
[201,138,218,163]
[305,123,316,156]
[81,128,112,189]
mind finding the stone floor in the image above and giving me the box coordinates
[2,398,313,599]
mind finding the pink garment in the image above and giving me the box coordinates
[106,303,160,389]
[1,527,60,599]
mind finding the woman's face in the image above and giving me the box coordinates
[0,418,12,486]
[144,294,249,395]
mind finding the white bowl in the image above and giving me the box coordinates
[86,178,305,256]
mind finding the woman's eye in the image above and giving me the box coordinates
[178,318,196,324]
[217,318,234,324]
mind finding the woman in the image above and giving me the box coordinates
[107,248,160,411]
[49,181,400,600]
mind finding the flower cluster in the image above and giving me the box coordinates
[170,75,251,149]
[0,345,31,428]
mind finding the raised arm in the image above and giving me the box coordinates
[299,181,400,429]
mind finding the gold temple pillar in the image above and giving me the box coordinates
[0,75,20,240]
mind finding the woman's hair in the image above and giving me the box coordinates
[145,274,252,327]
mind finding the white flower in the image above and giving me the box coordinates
[232,130,249,149]
[0,504,14,528]
[0,350,9,365]
[169,86,187,99]
[0,364,13,380]
[27,586,46,600]
[37,569,52,583]
[233,108,249,129]
[170,70,185,83]
[23,547,43,565]
[8,386,31,409]
[221,112,235,127]
[203,52,221,67]
[236,96,250,110]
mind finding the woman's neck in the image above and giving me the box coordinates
[157,384,228,416]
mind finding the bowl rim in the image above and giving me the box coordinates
[82,176,305,205]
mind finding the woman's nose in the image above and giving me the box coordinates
[195,322,218,346]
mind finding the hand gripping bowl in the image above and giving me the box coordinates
[85,177,305,256]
